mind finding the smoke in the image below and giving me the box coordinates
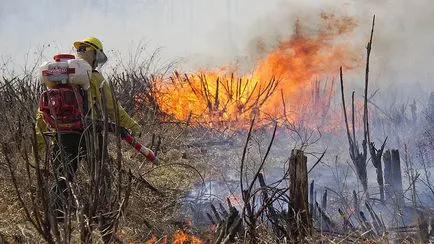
[2,0,432,223]
[1,0,433,92]
[241,0,434,95]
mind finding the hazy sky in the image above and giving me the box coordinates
[1,0,433,96]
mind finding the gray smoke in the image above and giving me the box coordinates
[0,0,432,85]
[1,0,432,118]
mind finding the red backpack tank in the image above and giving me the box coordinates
[39,54,91,131]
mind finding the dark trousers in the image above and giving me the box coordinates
[51,132,84,217]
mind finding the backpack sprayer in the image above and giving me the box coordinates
[39,54,159,165]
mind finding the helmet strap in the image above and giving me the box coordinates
[91,50,97,69]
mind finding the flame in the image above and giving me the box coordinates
[145,230,202,244]
[149,13,361,130]
[173,230,203,244]
[227,193,243,207]
[145,235,158,244]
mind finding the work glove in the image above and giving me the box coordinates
[130,124,142,138]
[131,130,142,138]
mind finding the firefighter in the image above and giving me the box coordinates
[36,36,141,151]
[35,37,141,226]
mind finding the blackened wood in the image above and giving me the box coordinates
[353,190,360,220]
[360,211,376,237]
[383,150,393,201]
[310,180,315,219]
[365,201,382,235]
[226,197,233,209]
[391,149,404,208]
[211,204,221,222]
[340,67,368,193]
[353,190,365,229]
[219,202,229,218]
[288,149,311,239]
[258,173,284,239]
[207,213,216,225]
[338,208,355,231]
[369,138,387,201]
[322,189,328,211]
[316,201,336,231]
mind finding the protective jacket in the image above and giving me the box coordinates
[35,70,140,153]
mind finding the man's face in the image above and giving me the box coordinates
[76,45,96,67]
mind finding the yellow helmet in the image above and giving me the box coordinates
[73,36,103,50]
[73,36,108,66]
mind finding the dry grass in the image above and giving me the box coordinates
[0,120,427,243]
[0,175,42,243]
[1,48,432,243]
[0,129,208,243]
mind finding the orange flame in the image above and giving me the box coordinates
[152,13,361,130]
[173,230,203,244]
[145,235,158,244]
[145,230,203,244]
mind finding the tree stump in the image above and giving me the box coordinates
[288,149,311,240]
[383,149,404,208]
[391,149,404,208]
[383,151,392,201]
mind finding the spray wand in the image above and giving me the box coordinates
[118,127,159,165]
[88,119,159,165]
